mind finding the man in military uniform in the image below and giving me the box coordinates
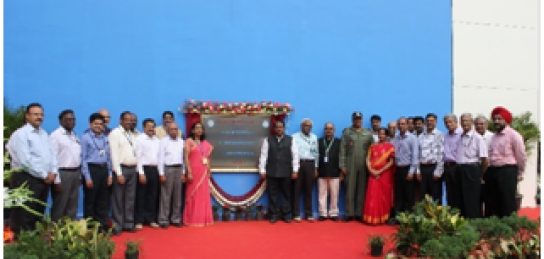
[339,111,374,222]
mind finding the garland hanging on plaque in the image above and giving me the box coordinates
[209,177,266,206]
[179,99,294,115]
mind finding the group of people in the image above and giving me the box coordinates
[7,102,527,237]
[7,104,214,237]
[259,107,526,225]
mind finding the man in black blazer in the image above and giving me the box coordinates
[317,122,342,222]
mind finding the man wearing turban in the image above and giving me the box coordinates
[485,106,527,217]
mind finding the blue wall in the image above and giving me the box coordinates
[5,0,452,217]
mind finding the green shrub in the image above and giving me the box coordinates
[501,212,539,232]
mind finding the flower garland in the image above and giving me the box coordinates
[209,177,267,207]
[179,99,295,115]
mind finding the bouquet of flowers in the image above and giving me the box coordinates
[180,99,295,116]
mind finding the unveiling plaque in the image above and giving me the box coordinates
[202,114,271,172]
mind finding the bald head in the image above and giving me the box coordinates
[98,109,110,125]
[387,121,397,138]
[168,122,179,139]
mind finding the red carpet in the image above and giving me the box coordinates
[111,208,540,259]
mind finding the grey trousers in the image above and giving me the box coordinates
[158,166,183,225]
[112,166,137,231]
[51,169,81,221]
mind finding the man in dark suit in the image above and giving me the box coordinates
[259,120,300,224]
[317,122,342,222]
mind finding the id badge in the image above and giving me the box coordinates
[349,140,354,147]
[202,158,208,165]
[99,149,105,157]
[324,156,328,163]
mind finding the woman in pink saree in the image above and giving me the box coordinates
[183,122,214,227]
[363,128,395,225]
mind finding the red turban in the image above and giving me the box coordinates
[491,106,513,124]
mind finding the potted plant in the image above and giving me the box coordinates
[212,205,219,221]
[368,234,386,257]
[125,239,142,259]
[222,204,231,222]
[256,204,264,221]
[236,205,245,221]
[245,203,254,221]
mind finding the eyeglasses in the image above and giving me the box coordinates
[325,128,334,130]
[28,113,44,117]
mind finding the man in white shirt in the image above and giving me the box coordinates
[417,113,445,204]
[135,119,161,229]
[474,115,494,216]
[259,120,299,224]
[291,118,318,222]
[49,109,82,221]
[158,122,185,229]
[155,111,183,139]
[108,111,139,235]
[371,115,382,142]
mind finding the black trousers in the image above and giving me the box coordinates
[419,164,443,203]
[267,176,291,219]
[84,164,110,228]
[484,165,518,218]
[393,166,415,214]
[456,164,482,218]
[135,166,160,224]
[10,172,48,235]
[293,161,315,218]
[443,163,460,209]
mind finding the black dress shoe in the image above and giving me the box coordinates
[123,227,136,233]
[112,228,122,236]
[171,222,183,228]
[343,216,353,222]
[387,218,399,226]
[331,217,340,222]
[355,216,363,222]
[283,217,291,223]
[160,223,169,229]
[269,217,278,224]
[318,216,327,221]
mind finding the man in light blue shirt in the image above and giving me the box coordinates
[10,103,59,235]
[388,117,419,225]
[291,118,319,222]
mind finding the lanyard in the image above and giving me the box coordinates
[197,141,206,158]
[90,134,106,150]
[300,134,312,145]
[462,134,474,147]
[323,138,334,155]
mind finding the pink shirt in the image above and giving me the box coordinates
[489,126,527,175]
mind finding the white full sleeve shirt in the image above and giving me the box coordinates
[158,136,185,176]
[108,126,138,176]
[258,136,300,175]
[135,134,160,175]
[49,127,82,169]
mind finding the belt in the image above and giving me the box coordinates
[121,164,136,168]
[59,167,80,171]
[88,163,107,167]
[300,159,315,162]
[396,165,410,169]
[143,165,158,168]
[166,164,182,168]
[420,163,436,167]
[489,164,517,168]
[444,161,456,166]
[458,162,480,166]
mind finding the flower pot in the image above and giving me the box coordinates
[370,244,383,257]
[516,194,523,211]
[245,212,253,221]
[222,211,231,222]
[256,211,263,221]
[125,251,139,259]
[235,212,243,221]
